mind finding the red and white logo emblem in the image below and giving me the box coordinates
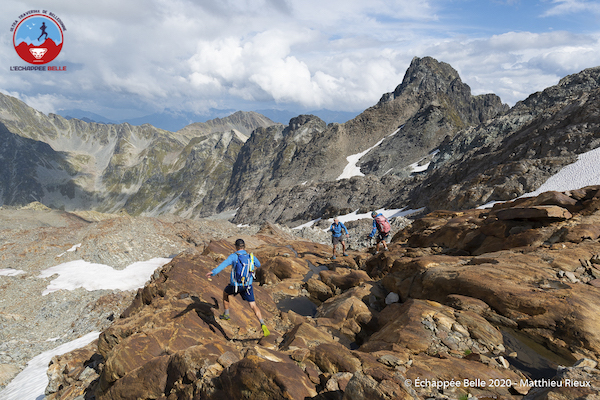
[13,14,63,64]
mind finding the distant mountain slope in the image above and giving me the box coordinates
[0,95,276,215]
[57,108,358,131]
[59,109,117,124]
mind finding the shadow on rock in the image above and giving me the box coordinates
[173,296,231,340]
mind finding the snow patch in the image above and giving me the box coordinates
[479,146,600,209]
[0,269,25,276]
[521,146,600,198]
[337,127,402,180]
[0,332,100,400]
[38,258,172,295]
[57,243,81,257]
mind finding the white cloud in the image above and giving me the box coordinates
[542,0,600,16]
[409,30,600,105]
[1,0,600,118]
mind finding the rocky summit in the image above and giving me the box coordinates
[34,185,600,400]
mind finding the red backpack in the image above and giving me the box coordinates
[375,215,391,233]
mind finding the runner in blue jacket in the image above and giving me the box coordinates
[329,217,349,260]
[206,238,269,337]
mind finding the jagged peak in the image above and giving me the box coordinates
[375,56,493,108]
[400,56,461,88]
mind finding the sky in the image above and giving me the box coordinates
[1,1,600,124]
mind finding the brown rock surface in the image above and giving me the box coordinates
[40,187,600,399]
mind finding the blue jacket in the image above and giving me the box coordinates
[329,221,349,237]
[370,213,385,237]
[211,250,261,286]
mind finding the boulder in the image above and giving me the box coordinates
[342,371,414,400]
[309,342,362,374]
[209,354,318,399]
[563,223,600,243]
[305,277,334,302]
[46,342,101,399]
[279,322,336,350]
[320,268,371,291]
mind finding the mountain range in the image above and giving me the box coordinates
[58,108,360,130]
[1,56,599,228]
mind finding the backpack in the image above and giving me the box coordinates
[375,215,391,234]
[231,252,255,289]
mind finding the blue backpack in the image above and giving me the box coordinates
[231,252,255,290]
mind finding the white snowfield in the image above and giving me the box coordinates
[520,146,600,197]
[480,146,600,209]
[38,258,173,296]
[0,332,100,400]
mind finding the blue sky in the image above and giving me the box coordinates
[14,16,63,46]
[1,0,599,122]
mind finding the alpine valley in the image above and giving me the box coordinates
[1,56,600,399]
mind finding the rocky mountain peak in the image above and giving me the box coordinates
[377,56,466,105]
[283,114,327,144]
[397,56,462,96]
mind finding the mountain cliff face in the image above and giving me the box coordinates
[409,65,600,211]
[235,57,508,224]
[227,57,507,224]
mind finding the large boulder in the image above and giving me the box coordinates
[208,353,318,399]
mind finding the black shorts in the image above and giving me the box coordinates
[332,236,345,245]
[224,284,255,302]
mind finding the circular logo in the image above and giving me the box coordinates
[13,14,63,64]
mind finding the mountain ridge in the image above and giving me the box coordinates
[57,107,359,131]
[2,56,599,228]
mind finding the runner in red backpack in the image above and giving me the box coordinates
[368,211,391,254]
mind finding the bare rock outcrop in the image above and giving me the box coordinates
[43,187,600,399]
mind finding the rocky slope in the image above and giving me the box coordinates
[408,65,600,211]
[0,204,262,390]
[38,186,600,400]
[0,202,390,393]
